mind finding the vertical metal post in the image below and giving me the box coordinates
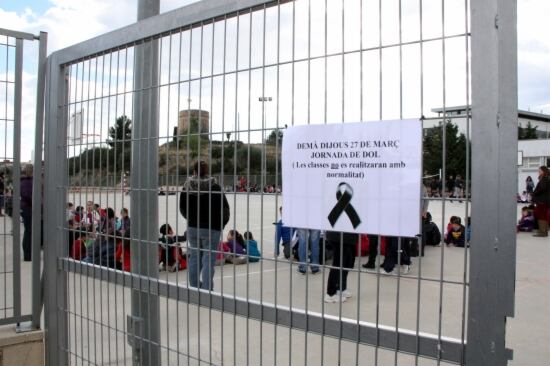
[12,38,23,321]
[31,31,48,330]
[130,0,160,365]
[468,0,517,365]
[43,53,69,366]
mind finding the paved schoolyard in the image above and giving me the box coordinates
[1,194,549,365]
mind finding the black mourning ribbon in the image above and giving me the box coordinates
[328,182,361,229]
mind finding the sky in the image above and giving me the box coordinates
[0,0,549,162]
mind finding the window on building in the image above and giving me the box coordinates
[524,156,542,168]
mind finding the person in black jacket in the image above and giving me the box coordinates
[325,231,359,303]
[20,165,34,261]
[0,173,5,217]
[532,166,550,237]
[180,160,230,290]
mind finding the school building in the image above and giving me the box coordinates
[432,106,550,193]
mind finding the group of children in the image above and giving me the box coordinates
[67,202,133,268]
[217,230,261,265]
[67,201,263,272]
[66,201,186,271]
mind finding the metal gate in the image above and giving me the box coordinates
[43,0,517,365]
[0,28,46,330]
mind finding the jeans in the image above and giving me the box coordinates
[187,227,221,290]
[298,229,320,272]
[21,208,32,261]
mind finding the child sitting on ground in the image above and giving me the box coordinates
[158,224,187,272]
[115,231,131,271]
[224,230,247,264]
[421,212,442,256]
[517,206,536,232]
[71,229,88,260]
[444,216,466,247]
[243,231,260,262]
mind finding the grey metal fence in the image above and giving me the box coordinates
[43,0,517,365]
[0,27,47,330]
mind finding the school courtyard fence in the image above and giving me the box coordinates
[40,0,517,365]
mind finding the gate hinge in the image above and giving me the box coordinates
[496,113,501,128]
[494,14,499,29]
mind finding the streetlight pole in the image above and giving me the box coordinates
[259,97,272,189]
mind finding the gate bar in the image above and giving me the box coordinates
[129,1,161,365]
[52,0,286,66]
[0,27,38,41]
[31,31,48,330]
[12,38,23,321]
[60,259,466,364]
[43,52,69,366]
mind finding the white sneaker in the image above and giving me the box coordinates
[158,262,165,271]
[401,264,411,274]
[325,294,347,303]
[337,290,352,299]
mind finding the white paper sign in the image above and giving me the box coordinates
[282,120,422,237]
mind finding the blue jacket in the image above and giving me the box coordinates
[275,219,293,246]
[246,239,261,262]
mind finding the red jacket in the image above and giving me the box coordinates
[115,243,131,271]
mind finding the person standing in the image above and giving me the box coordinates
[532,166,550,237]
[180,160,230,290]
[325,231,359,303]
[274,206,294,259]
[20,165,33,261]
[526,176,535,194]
[297,228,320,274]
[0,173,5,217]
[454,175,464,200]
[526,176,535,201]
[446,176,455,199]
[361,234,381,270]
[382,236,412,274]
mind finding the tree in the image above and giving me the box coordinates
[236,146,262,173]
[106,115,132,171]
[423,121,470,179]
[518,121,539,140]
[266,129,283,145]
[68,147,112,175]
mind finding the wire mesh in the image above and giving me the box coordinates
[0,33,28,326]
[53,0,477,364]
[0,34,17,322]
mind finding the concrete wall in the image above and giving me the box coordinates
[0,327,43,366]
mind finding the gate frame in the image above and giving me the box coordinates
[42,0,518,365]
[467,0,517,364]
[0,27,47,331]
